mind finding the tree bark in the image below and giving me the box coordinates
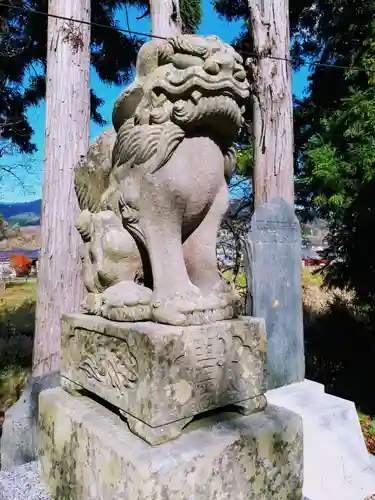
[247,0,294,207]
[150,0,182,37]
[33,0,90,377]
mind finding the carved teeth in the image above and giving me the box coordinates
[190,90,202,104]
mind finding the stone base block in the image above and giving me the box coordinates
[60,313,267,444]
[38,388,303,500]
[267,379,375,500]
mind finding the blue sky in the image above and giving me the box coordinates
[0,0,308,203]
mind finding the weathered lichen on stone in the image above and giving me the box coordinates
[38,389,304,500]
[75,34,250,326]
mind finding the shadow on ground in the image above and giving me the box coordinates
[0,295,35,421]
[0,299,35,371]
[304,296,375,415]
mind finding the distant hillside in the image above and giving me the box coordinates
[7,212,40,227]
[0,200,41,226]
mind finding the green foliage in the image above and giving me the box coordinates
[302,267,323,288]
[213,0,375,174]
[0,0,143,155]
[294,9,375,309]
[214,0,375,316]
[302,83,375,210]
[119,0,202,33]
[236,145,253,177]
[0,0,202,157]
[0,282,35,413]
[180,0,202,33]
[223,270,246,289]
[213,0,248,22]
[300,31,375,304]
[0,366,29,416]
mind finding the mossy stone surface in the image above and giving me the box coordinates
[38,388,303,500]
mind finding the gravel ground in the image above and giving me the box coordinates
[0,461,51,500]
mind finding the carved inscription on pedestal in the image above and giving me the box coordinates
[194,333,226,386]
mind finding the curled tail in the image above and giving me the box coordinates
[74,128,117,213]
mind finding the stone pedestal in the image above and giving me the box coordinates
[60,314,267,445]
[38,388,303,500]
[267,379,375,499]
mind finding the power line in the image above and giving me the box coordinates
[0,1,369,73]
[0,1,165,39]
[124,4,132,40]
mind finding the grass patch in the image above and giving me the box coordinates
[0,281,36,423]
[302,267,324,288]
[222,270,247,314]
[222,270,246,290]
[0,281,36,310]
[358,412,375,454]
[0,368,29,418]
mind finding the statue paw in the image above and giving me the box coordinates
[150,285,233,326]
[100,281,153,321]
[82,281,153,322]
[81,281,239,325]
[81,293,102,315]
[101,280,152,306]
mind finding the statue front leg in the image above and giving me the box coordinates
[138,201,202,326]
[136,178,224,326]
[183,182,239,308]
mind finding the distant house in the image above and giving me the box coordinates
[0,249,39,278]
[0,249,39,260]
[302,244,328,267]
[0,260,16,282]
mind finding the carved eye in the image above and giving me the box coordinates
[234,69,247,82]
[204,60,220,75]
[171,54,204,70]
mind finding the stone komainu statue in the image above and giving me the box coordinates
[75,34,250,326]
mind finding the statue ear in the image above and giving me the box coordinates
[136,39,172,75]
[112,82,144,132]
[112,39,174,132]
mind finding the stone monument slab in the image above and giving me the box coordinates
[60,313,267,445]
[38,388,304,500]
[245,198,304,389]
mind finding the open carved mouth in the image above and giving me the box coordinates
[153,73,250,110]
[189,88,246,116]
[190,89,203,105]
[171,94,245,132]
